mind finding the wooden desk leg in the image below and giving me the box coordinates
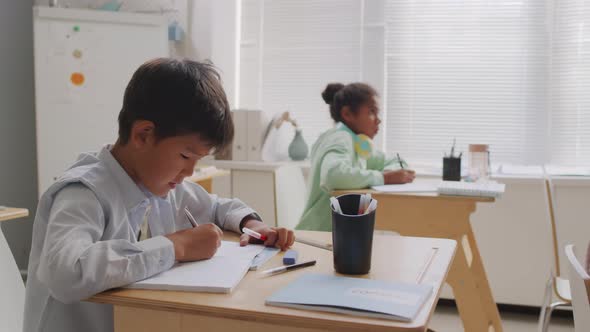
[446,232,502,332]
[464,228,503,332]
[373,196,503,332]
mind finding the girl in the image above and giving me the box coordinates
[296,82,415,231]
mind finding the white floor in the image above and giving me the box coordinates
[429,305,574,332]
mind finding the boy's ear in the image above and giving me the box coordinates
[129,120,156,148]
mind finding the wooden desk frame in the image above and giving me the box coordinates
[336,190,502,332]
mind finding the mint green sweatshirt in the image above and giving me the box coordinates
[296,124,405,231]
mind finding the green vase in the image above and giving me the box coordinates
[288,129,308,161]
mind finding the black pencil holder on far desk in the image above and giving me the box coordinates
[331,194,376,275]
[443,157,461,181]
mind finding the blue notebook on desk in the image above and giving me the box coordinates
[266,274,433,322]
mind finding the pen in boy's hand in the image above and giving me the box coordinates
[184,208,199,228]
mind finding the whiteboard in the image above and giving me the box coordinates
[33,6,169,194]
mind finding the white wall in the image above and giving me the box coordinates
[0,0,37,272]
[464,177,554,306]
[186,0,240,108]
[407,175,588,307]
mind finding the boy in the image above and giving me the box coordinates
[23,58,294,332]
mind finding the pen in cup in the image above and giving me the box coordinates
[358,193,370,214]
[330,197,343,214]
[184,208,199,228]
[365,199,378,214]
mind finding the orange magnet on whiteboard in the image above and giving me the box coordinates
[70,72,85,86]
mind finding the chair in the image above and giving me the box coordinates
[538,178,571,332]
[564,244,590,332]
[0,226,25,331]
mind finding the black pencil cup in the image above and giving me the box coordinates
[443,157,461,181]
[331,194,376,275]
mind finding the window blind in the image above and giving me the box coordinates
[549,0,590,165]
[383,0,548,164]
[239,0,367,145]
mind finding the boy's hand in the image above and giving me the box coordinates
[165,224,223,261]
[383,169,416,184]
[239,219,295,251]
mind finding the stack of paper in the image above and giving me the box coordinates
[437,181,505,198]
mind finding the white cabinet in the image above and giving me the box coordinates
[233,169,276,226]
[229,110,269,161]
[204,160,308,229]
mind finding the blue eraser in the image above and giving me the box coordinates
[283,249,298,265]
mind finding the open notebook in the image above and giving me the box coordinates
[266,274,433,322]
[126,241,265,293]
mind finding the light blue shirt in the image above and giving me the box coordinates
[24,146,255,332]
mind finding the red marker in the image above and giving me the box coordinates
[243,227,267,241]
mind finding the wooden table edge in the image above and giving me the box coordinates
[0,208,29,222]
[333,189,495,203]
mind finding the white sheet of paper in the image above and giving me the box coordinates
[126,241,265,293]
[500,164,544,175]
[372,181,438,193]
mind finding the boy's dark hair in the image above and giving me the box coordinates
[118,58,233,154]
[321,82,377,122]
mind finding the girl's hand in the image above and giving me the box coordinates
[383,169,416,184]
